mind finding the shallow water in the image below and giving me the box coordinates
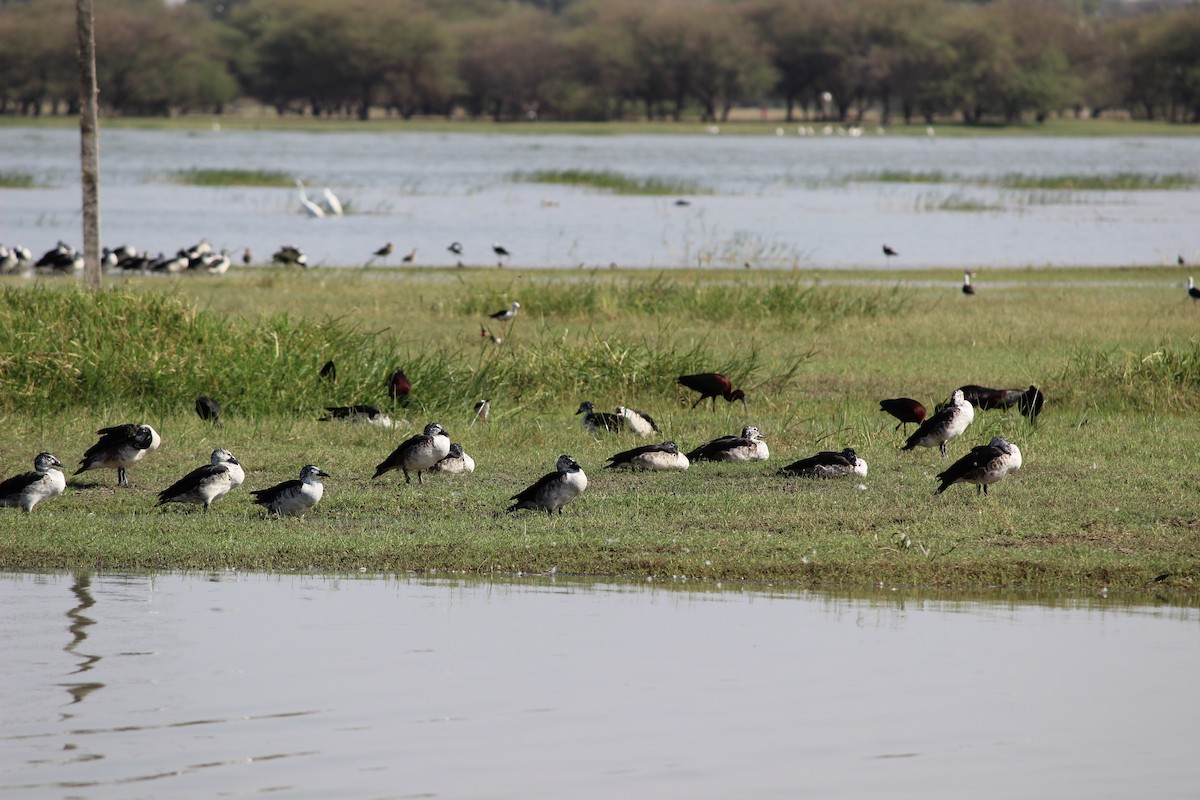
[3,129,1198,269]
[2,572,1197,799]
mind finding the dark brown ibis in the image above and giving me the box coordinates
[677,373,747,411]
[388,368,411,403]
[879,397,926,434]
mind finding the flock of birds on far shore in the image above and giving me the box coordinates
[2,287,1041,518]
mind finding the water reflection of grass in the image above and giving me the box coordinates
[170,168,295,186]
[514,169,705,195]
[857,170,1199,191]
[0,171,36,188]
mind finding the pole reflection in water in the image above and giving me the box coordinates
[60,571,104,714]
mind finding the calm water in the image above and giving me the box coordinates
[3,129,1199,269]
[2,572,1197,799]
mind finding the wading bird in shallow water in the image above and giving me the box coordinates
[373,423,450,485]
[76,424,162,487]
[677,372,747,411]
[493,243,511,266]
[369,243,393,265]
[252,465,329,516]
[507,455,587,516]
[778,448,867,479]
[883,244,899,258]
[605,441,689,471]
[0,452,66,512]
[687,426,769,463]
[879,397,926,435]
[902,390,974,457]
[156,448,244,512]
[295,180,324,218]
[936,437,1022,496]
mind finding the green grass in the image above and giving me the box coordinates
[998,172,1199,190]
[513,169,704,195]
[0,171,36,188]
[0,268,1197,595]
[169,168,295,186]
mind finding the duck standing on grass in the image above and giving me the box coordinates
[902,390,974,457]
[251,465,329,517]
[0,452,66,512]
[373,423,451,485]
[156,448,244,512]
[778,448,867,478]
[935,437,1022,496]
[605,441,689,471]
[76,423,162,487]
[507,455,587,516]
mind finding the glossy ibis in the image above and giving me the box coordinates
[677,372,747,411]
[879,397,926,434]
[388,369,411,403]
[195,395,221,425]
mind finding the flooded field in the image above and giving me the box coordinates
[3,129,1199,269]
[2,572,1197,799]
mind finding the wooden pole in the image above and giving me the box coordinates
[76,0,102,289]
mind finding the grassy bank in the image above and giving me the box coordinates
[0,268,1196,595]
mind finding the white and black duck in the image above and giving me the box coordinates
[686,426,769,462]
[616,405,661,437]
[902,390,974,456]
[429,443,475,474]
[778,448,867,478]
[251,465,329,516]
[373,422,451,485]
[605,441,689,471]
[319,405,395,428]
[576,401,623,434]
[935,437,1023,496]
[0,244,32,274]
[507,455,587,516]
[272,245,308,267]
[0,452,66,512]
[156,448,244,512]
[75,423,162,487]
[35,241,82,273]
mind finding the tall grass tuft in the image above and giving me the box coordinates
[512,169,705,195]
[170,168,295,186]
[0,171,36,188]
[1059,342,1200,411]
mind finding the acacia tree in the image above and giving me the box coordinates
[0,0,77,114]
[455,7,568,121]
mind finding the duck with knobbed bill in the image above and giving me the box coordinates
[251,465,329,517]
[195,395,221,425]
[778,448,867,479]
[677,372,747,411]
[373,422,451,485]
[605,441,689,471]
[0,452,66,512]
[936,437,1022,496]
[879,397,926,434]
[489,301,520,322]
[430,443,475,474]
[157,448,244,512]
[902,389,974,456]
[76,423,162,487]
[616,405,660,437]
[319,405,395,428]
[507,455,587,516]
[576,401,623,434]
[687,426,769,462]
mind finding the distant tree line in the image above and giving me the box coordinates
[3,0,1200,124]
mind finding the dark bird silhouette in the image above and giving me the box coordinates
[319,359,337,382]
[674,199,692,207]
[1189,276,1200,300]
[507,455,587,516]
[448,241,464,256]
[576,401,623,434]
[493,242,511,266]
[242,247,253,265]
[955,385,1025,411]
[677,372,747,411]
[401,247,417,264]
[879,397,926,434]
[272,245,307,267]
[1017,385,1045,420]
[778,448,867,479]
[962,271,975,295]
[388,369,411,403]
[1179,255,1186,266]
[76,424,162,487]
[883,244,899,258]
[195,395,221,425]
[935,436,1022,496]
[374,242,393,258]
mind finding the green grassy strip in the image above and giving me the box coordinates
[512,169,704,195]
[854,169,1199,190]
[169,168,295,186]
[0,171,36,188]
